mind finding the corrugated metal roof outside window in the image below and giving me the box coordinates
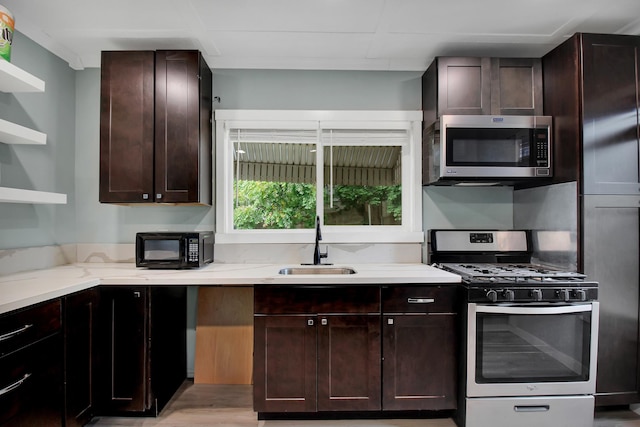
[229,128,406,186]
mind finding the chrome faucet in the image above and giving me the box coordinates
[313,216,329,265]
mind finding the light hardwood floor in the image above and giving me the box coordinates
[87,381,640,427]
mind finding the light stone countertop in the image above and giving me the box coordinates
[0,262,461,315]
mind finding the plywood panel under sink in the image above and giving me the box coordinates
[195,287,254,384]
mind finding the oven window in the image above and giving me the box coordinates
[476,310,591,383]
[446,128,532,166]
[144,240,180,260]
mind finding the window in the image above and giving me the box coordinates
[215,110,423,243]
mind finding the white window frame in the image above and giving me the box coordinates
[214,110,423,244]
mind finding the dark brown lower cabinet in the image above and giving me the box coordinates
[0,335,63,427]
[0,300,63,426]
[382,285,458,411]
[253,315,317,413]
[317,315,381,411]
[253,285,382,414]
[97,286,186,415]
[382,314,456,410]
[254,284,458,416]
[64,288,98,427]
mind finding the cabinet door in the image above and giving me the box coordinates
[316,315,381,411]
[253,315,317,413]
[490,58,542,116]
[97,287,149,413]
[437,57,491,117]
[155,51,211,204]
[382,314,456,410]
[99,51,155,203]
[64,288,98,427]
[583,196,640,405]
[582,34,640,195]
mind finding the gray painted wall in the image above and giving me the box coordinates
[73,67,424,244]
[213,69,422,110]
[421,186,514,262]
[0,32,76,249]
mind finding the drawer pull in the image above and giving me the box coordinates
[514,405,550,412]
[0,373,32,397]
[0,324,33,342]
[407,298,435,304]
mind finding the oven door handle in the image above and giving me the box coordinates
[474,304,592,315]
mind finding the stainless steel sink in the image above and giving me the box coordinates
[278,266,357,275]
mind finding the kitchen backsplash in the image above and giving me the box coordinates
[75,242,422,265]
[0,244,76,276]
[0,242,422,277]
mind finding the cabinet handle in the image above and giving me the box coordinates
[156,193,163,199]
[514,405,550,412]
[0,373,32,397]
[387,318,394,325]
[0,324,33,342]
[142,193,149,200]
[133,291,141,298]
[407,298,435,304]
[321,318,328,326]
[307,319,314,326]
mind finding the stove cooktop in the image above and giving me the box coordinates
[439,263,586,280]
[436,262,597,303]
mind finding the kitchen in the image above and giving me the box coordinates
[1,1,640,426]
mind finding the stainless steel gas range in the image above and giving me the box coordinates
[430,230,599,427]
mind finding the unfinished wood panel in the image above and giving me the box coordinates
[195,287,254,385]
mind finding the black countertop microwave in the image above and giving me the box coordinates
[136,231,214,269]
[424,115,553,185]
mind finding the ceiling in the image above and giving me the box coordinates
[4,0,640,71]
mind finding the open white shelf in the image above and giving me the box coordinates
[0,118,47,145]
[0,60,45,93]
[0,187,67,204]
[0,60,65,204]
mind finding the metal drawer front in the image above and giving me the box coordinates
[465,396,594,427]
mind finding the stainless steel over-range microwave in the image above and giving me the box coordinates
[424,115,552,185]
[136,231,214,269]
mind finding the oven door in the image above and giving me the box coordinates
[467,302,599,397]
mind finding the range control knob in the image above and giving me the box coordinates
[531,289,543,301]
[503,289,515,302]
[558,289,571,302]
[575,289,587,301]
[486,290,498,303]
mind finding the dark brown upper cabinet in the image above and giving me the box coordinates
[99,50,213,205]
[422,57,543,127]
[544,33,640,195]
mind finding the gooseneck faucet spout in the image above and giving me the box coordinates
[313,216,328,265]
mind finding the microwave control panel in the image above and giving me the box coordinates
[535,130,549,166]
[188,238,199,262]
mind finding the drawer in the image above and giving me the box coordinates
[254,285,380,314]
[465,396,594,427]
[0,300,61,357]
[382,285,459,314]
[0,334,63,426]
